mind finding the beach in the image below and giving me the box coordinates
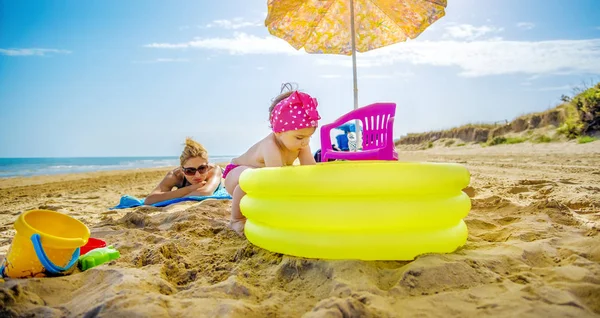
[1,141,599,317]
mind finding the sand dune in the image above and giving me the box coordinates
[1,142,599,317]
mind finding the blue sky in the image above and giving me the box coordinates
[1,0,599,158]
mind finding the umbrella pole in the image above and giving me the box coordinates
[350,0,361,151]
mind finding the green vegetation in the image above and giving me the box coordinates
[487,136,506,146]
[577,136,598,144]
[557,83,600,139]
[487,136,527,146]
[397,81,599,147]
[532,135,553,143]
[556,102,584,139]
[506,137,527,144]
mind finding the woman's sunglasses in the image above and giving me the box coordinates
[182,165,210,176]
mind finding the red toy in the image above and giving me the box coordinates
[80,238,107,255]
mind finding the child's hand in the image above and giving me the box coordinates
[298,146,317,165]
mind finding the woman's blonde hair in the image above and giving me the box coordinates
[180,137,208,165]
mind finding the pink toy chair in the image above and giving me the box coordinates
[320,103,398,162]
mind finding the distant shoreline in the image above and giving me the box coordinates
[0,156,235,179]
[0,162,231,188]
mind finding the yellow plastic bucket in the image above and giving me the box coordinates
[1,209,90,278]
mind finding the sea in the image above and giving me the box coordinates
[0,156,237,178]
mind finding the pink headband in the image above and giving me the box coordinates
[270,91,321,133]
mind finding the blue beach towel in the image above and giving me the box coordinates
[111,186,231,209]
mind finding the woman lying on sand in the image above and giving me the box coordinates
[144,138,223,205]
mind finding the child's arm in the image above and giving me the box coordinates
[263,141,284,167]
[298,146,317,165]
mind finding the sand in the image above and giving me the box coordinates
[1,141,599,317]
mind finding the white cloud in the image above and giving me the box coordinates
[391,71,415,78]
[443,24,503,41]
[133,58,190,64]
[154,58,189,62]
[517,22,535,30]
[201,17,261,30]
[315,58,382,68]
[535,85,572,91]
[145,32,298,55]
[326,39,600,77]
[361,74,394,79]
[256,66,265,71]
[145,33,600,77]
[319,74,342,79]
[374,39,600,77]
[0,48,71,56]
[318,71,413,80]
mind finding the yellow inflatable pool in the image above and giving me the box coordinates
[239,161,471,260]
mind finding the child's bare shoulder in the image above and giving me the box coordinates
[256,134,277,150]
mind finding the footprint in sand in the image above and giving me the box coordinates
[514,180,558,195]
[579,186,600,193]
[508,186,531,194]
[518,179,556,186]
[307,296,371,317]
[558,179,579,185]
[495,216,521,225]
[518,231,549,242]
[538,185,554,195]
[533,201,581,227]
[465,218,498,230]
[566,199,597,211]
[38,204,65,211]
[471,195,512,209]
[479,230,512,243]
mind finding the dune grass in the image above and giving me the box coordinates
[397,81,599,147]
[487,136,527,146]
[577,136,598,144]
[532,135,554,143]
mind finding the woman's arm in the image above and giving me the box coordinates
[144,169,200,205]
[298,146,317,165]
[187,165,223,196]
